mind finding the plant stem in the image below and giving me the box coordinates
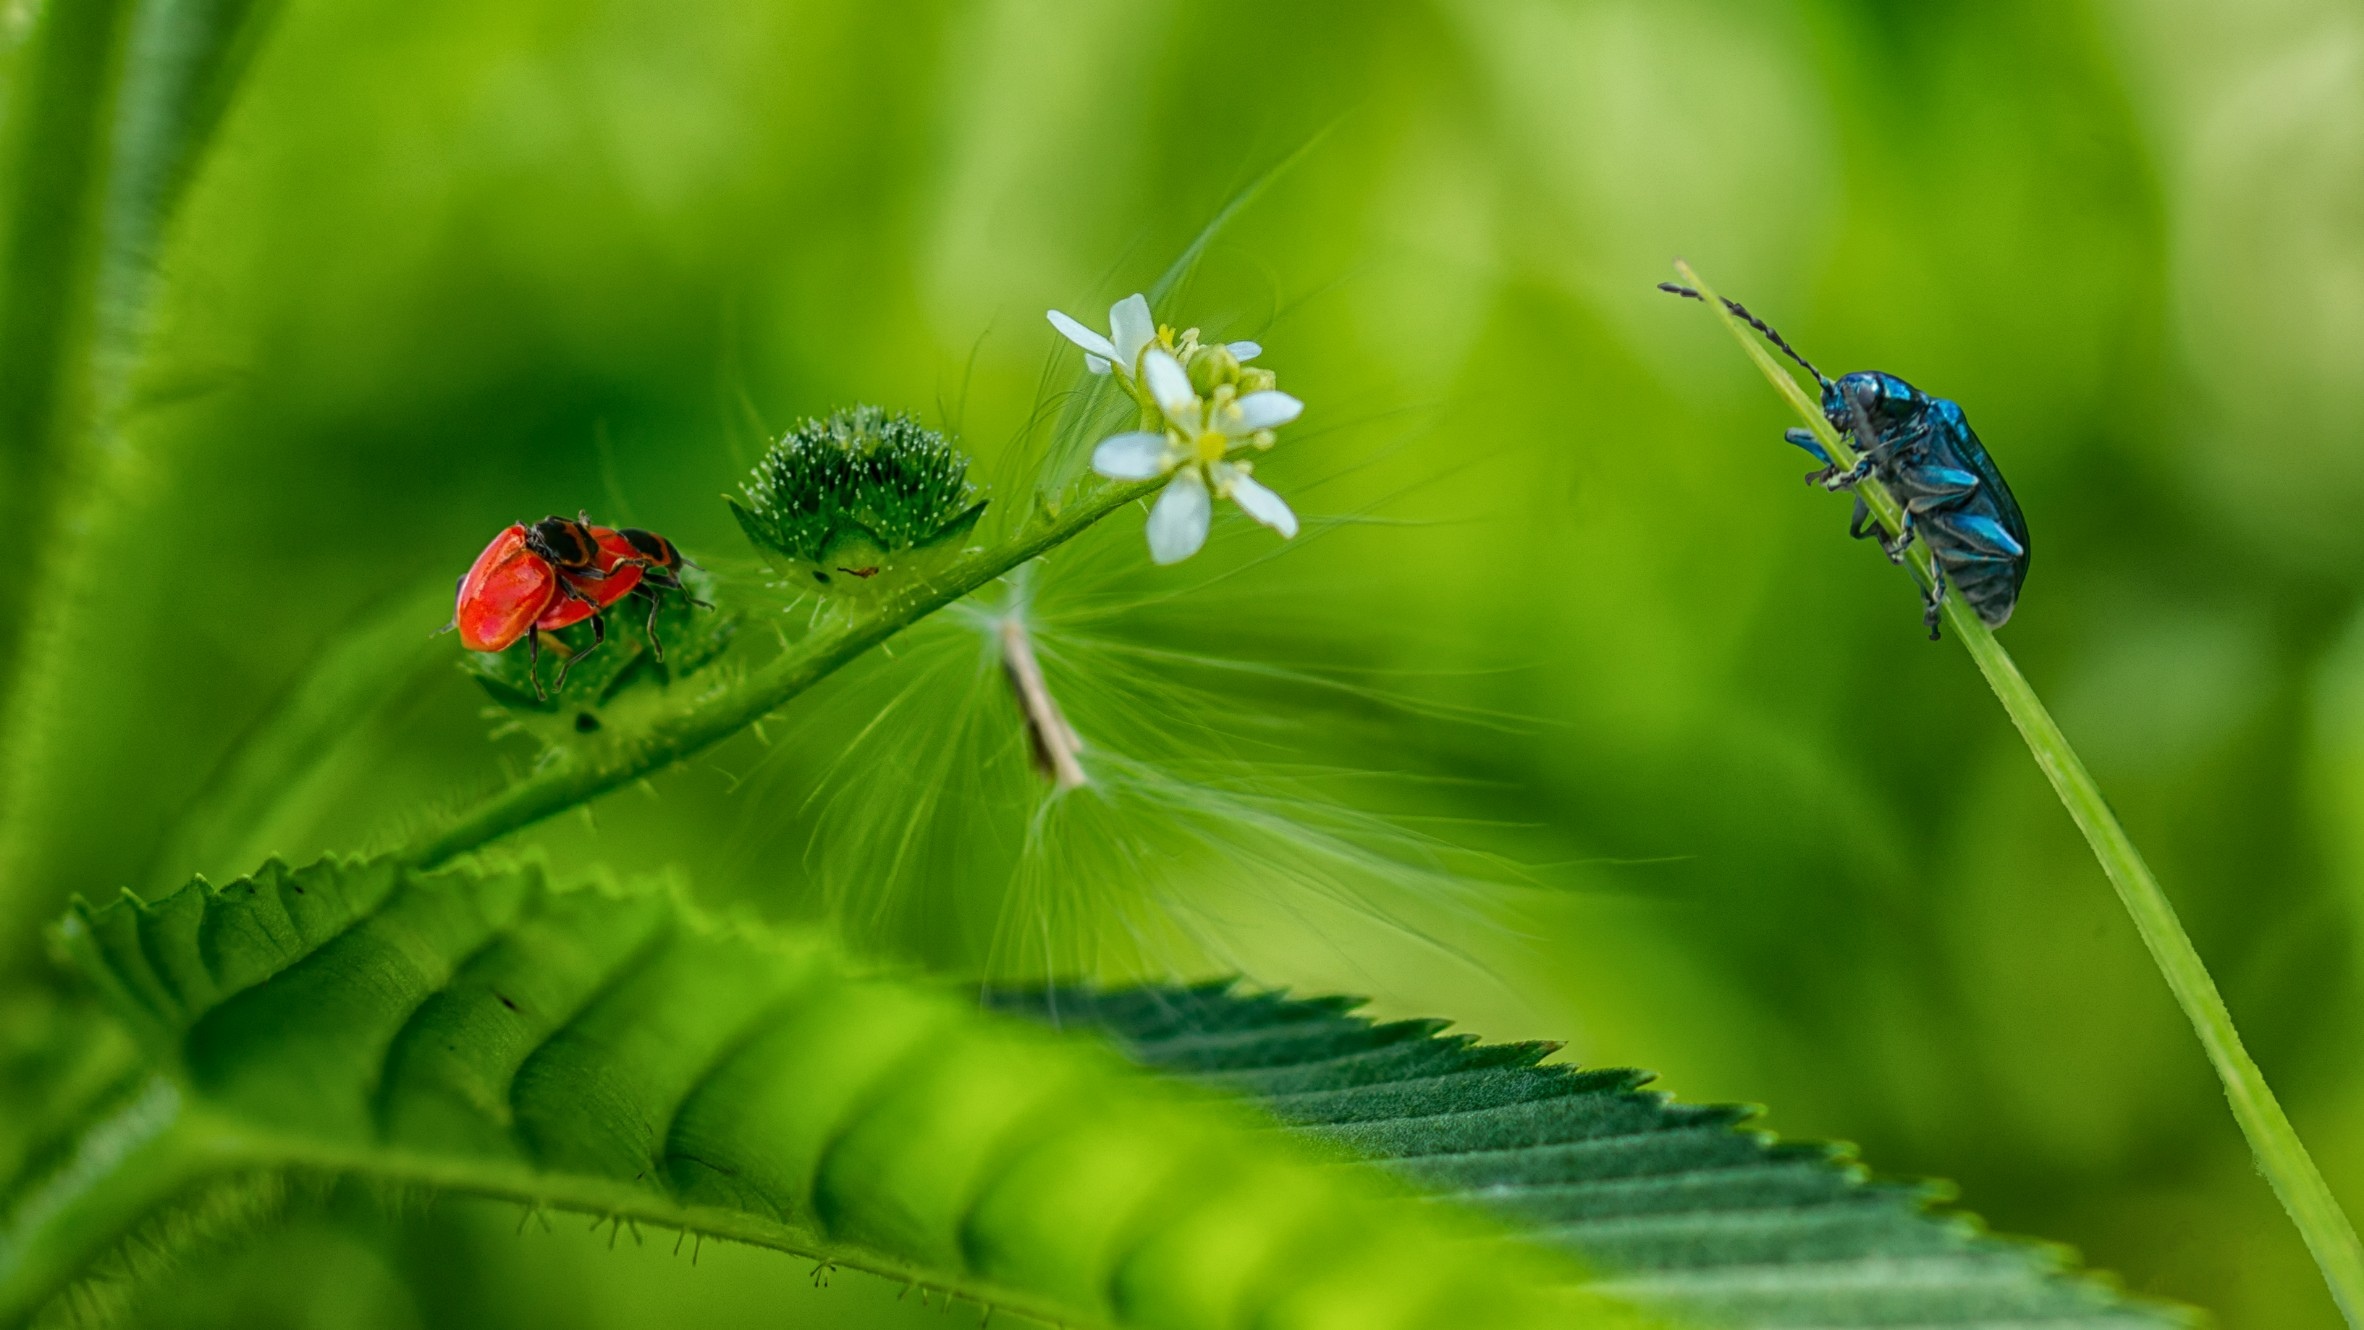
[1959,612,2364,1325]
[397,478,1158,869]
[1673,260,2364,1326]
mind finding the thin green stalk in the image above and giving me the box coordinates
[1673,261,2364,1326]
[398,477,1158,868]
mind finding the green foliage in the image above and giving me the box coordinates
[0,0,285,944]
[0,0,131,548]
[18,855,1626,1330]
[727,407,987,581]
[0,990,137,1203]
[0,2,2354,1327]
[1001,986,2187,1329]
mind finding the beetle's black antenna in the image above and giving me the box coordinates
[1658,283,1831,389]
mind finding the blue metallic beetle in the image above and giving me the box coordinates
[1661,284,2030,638]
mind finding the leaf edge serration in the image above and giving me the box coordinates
[33,856,1624,1330]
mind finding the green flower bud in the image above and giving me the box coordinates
[1240,366,1278,395]
[1187,343,1241,396]
[727,407,987,581]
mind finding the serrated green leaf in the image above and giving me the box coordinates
[10,857,1641,1330]
[14,852,2195,1329]
[993,986,2192,1330]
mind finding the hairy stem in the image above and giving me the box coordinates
[1673,261,2364,1326]
[0,1080,207,1328]
[398,478,1157,867]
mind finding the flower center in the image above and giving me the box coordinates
[1192,430,1227,465]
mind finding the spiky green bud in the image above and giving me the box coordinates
[727,407,987,582]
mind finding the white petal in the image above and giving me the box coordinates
[1141,348,1199,421]
[1226,472,1298,538]
[1085,354,1112,375]
[1145,470,1211,564]
[1047,309,1118,361]
[1091,431,1174,480]
[1226,390,1303,434]
[1225,340,1261,361]
[1109,294,1155,367]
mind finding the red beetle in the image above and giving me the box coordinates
[453,514,685,699]
[533,527,645,632]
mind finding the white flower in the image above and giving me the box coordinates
[1047,293,1258,378]
[1090,347,1303,564]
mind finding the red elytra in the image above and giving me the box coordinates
[453,525,556,652]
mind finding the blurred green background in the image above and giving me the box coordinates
[5,0,2362,1325]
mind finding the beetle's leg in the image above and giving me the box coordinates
[1921,568,1948,641]
[1785,428,1837,486]
[1883,511,1917,564]
[526,627,547,701]
[1845,498,1912,564]
[637,567,712,610]
[1853,429,1910,470]
[1847,496,1881,541]
[565,562,634,584]
[551,572,604,607]
[1822,457,1874,492]
[549,611,605,694]
[1839,403,1889,483]
[640,588,667,661]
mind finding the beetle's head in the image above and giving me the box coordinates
[1822,372,1919,436]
